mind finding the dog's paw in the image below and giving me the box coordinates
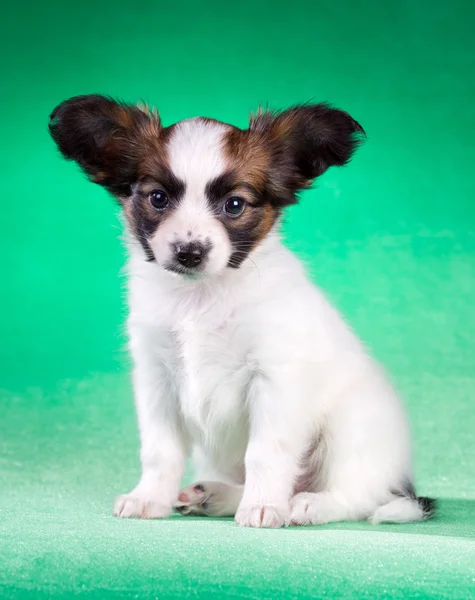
[235,504,290,528]
[174,481,239,517]
[174,482,214,516]
[113,494,172,519]
[290,492,328,526]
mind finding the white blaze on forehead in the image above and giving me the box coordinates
[166,118,228,214]
[153,118,233,274]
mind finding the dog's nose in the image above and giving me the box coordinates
[175,243,205,268]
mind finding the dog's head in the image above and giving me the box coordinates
[49,95,364,277]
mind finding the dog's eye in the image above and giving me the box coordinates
[149,189,169,210]
[223,196,246,218]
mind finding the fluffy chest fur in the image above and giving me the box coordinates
[127,239,274,462]
[172,308,253,457]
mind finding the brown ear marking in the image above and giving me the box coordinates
[224,127,272,192]
[48,94,164,197]
[136,101,159,119]
[224,102,365,208]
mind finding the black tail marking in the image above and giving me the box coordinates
[391,480,437,521]
[417,496,437,520]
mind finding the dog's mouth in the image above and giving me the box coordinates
[164,263,205,280]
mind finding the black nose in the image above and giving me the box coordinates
[175,243,205,268]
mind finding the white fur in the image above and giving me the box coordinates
[113,120,425,528]
[370,497,426,525]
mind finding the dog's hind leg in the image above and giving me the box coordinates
[174,481,243,517]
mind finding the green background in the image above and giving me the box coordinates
[1,0,474,598]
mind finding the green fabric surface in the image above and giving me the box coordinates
[1,0,474,598]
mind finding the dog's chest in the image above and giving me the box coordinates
[170,312,253,452]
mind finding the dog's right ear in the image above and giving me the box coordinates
[49,94,162,197]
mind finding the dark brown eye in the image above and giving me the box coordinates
[149,189,169,210]
[223,196,246,218]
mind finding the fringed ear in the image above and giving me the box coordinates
[49,94,162,197]
[248,103,365,205]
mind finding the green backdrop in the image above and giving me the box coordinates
[1,0,474,598]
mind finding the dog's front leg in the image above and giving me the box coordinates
[235,370,307,528]
[114,338,186,519]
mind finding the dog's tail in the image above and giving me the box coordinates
[370,487,437,525]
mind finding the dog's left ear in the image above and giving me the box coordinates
[48,94,162,197]
[249,103,365,204]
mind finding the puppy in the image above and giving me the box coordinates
[49,95,435,528]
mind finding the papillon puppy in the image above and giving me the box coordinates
[49,95,435,528]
